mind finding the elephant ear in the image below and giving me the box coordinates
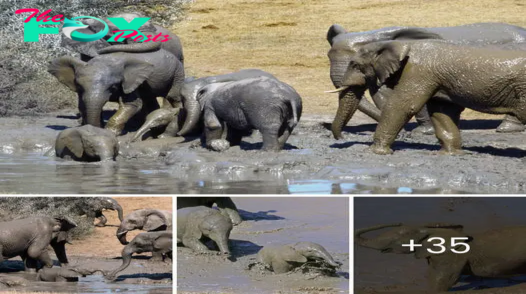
[327,24,348,46]
[48,56,86,92]
[53,216,78,243]
[281,246,308,263]
[144,214,166,231]
[56,129,85,159]
[122,59,154,94]
[360,41,411,84]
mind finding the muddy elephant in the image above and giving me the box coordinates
[177,206,232,256]
[355,223,526,291]
[257,242,341,274]
[48,42,185,136]
[333,39,526,155]
[327,22,526,139]
[61,12,184,65]
[197,76,302,151]
[70,197,123,227]
[177,197,242,226]
[106,231,172,280]
[55,125,119,162]
[37,267,105,282]
[117,209,172,245]
[0,216,77,272]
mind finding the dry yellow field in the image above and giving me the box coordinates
[172,0,526,119]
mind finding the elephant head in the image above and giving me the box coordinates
[355,223,469,257]
[90,197,124,222]
[117,209,169,245]
[199,212,233,256]
[50,216,78,266]
[48,55,154,128]
[55,125,119,161]
[291,242,341,267]
[326,24,442,139]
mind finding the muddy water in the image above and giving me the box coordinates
[1,113,526,194]
[177,197,350,294]
[354,197,526,293]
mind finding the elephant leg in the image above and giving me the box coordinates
[427,100,464,155]
[371,89,386,110]
[261,130,280,151]
[151,251,163,261]
[428,258,465,291]
[95,211,107,227]
[135,96,160,128]
[226,127,243,146]
[182,236,214,254]
[204,110,227,151]
[358,97,382,121]
[412,105,435,135]
[278,125,293,149]
[27,244,53,269]
[496,114,526,133]
[106,93,143,135]
[23,256,38,273]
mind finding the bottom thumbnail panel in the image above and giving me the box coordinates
[177,196,349,294]
[355,197,526,294]
[0,196,172,294]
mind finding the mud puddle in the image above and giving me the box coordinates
[177,197,350,294]
[1,112,525,193]
[354,197,526,293]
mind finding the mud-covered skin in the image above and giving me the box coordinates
[117,209,172,246]
[106,231,173,280]
[327,22,526,138]
[178,69,278,136]
[335,40,526,155]
[177,206,233,256]
[36,267,105,282]
[355,223,526,291]
[200,77,303,151]
[356,283,526,294]
[0,216,77,272]
[55,125,119,162]
[257,242,341,274]
[177,197,242,225]
[131,108,180,142]
[0,274,26,288]
[48,44,185,136]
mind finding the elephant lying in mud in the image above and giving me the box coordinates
[0,216,77,272]
[106,231,172,280]
[37,267,105,282]
[117,209,172,245]
[55,125,119,162]
[48,42,185,136]
[257,242,341,274]
[327,22,526,138]
[333,39,526,155]
[177,206,232,256]
[355,223,526,291]
[177,197,242,225]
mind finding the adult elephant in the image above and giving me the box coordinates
[61,12,184,65]
[48,42,185,136]
[0,216,77,272]
[327,22,526,139]
[117,209,172,245]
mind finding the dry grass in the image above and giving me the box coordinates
[172,0,526,119]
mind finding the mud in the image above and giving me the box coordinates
[0,256,172,293]
[1,110,526,193]
[176,197,349,294]
[354,197,526,293]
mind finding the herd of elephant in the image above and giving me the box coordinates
[0,197,172,286]
[177,197,342,274]
[47,13,526,160]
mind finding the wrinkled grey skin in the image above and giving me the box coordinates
[37,267,105,282]
[257,242,341,274]
[355,223,526,291]
[61,12,184,64]
[117,209,172,245]
[73,197,123,227]
[55,125,119,162]
[106,231,172,281]
[177,197,242,226]
[131,107,180,142]
[335,39,526,155]
[0,216,77,272]
[177,206,233,256]
[200,76,303,151]
[178,69,277,136]
[327,22,526,139]
[48,43,184,136]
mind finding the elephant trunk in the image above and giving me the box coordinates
[116,227,129,245]
[98,41,161,54]
[331,87,365,139]
[83,94,107,128]
[354,223,402,250]
[214,234,231,257]
[177,98,201,136]
[106,246,134,280]
[113,202,124,222]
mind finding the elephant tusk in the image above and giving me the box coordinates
[325,86,349,93]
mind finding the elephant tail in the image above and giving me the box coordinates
[288,98,301,129]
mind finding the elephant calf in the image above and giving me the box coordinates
[257,242,341,274]
[177,197,242,225]
[37,267,105,282]
[199,76,303,151]
[55,125,119,162]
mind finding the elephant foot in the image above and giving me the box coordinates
[412,124,435,135]
[209,139,230,152]
[368,144,393,155]
[438,148,465,155]
[95,222,105,227]
[496,120,525,133]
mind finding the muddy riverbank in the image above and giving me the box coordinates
[177,197,349,294]
[1,110,525,194]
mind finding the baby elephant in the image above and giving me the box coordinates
[257,242,341,274]
[177,197,242,226]
[37,267,105,282]
[177,206,233,256]
[200,76,303,151]
[55,125,119,161]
